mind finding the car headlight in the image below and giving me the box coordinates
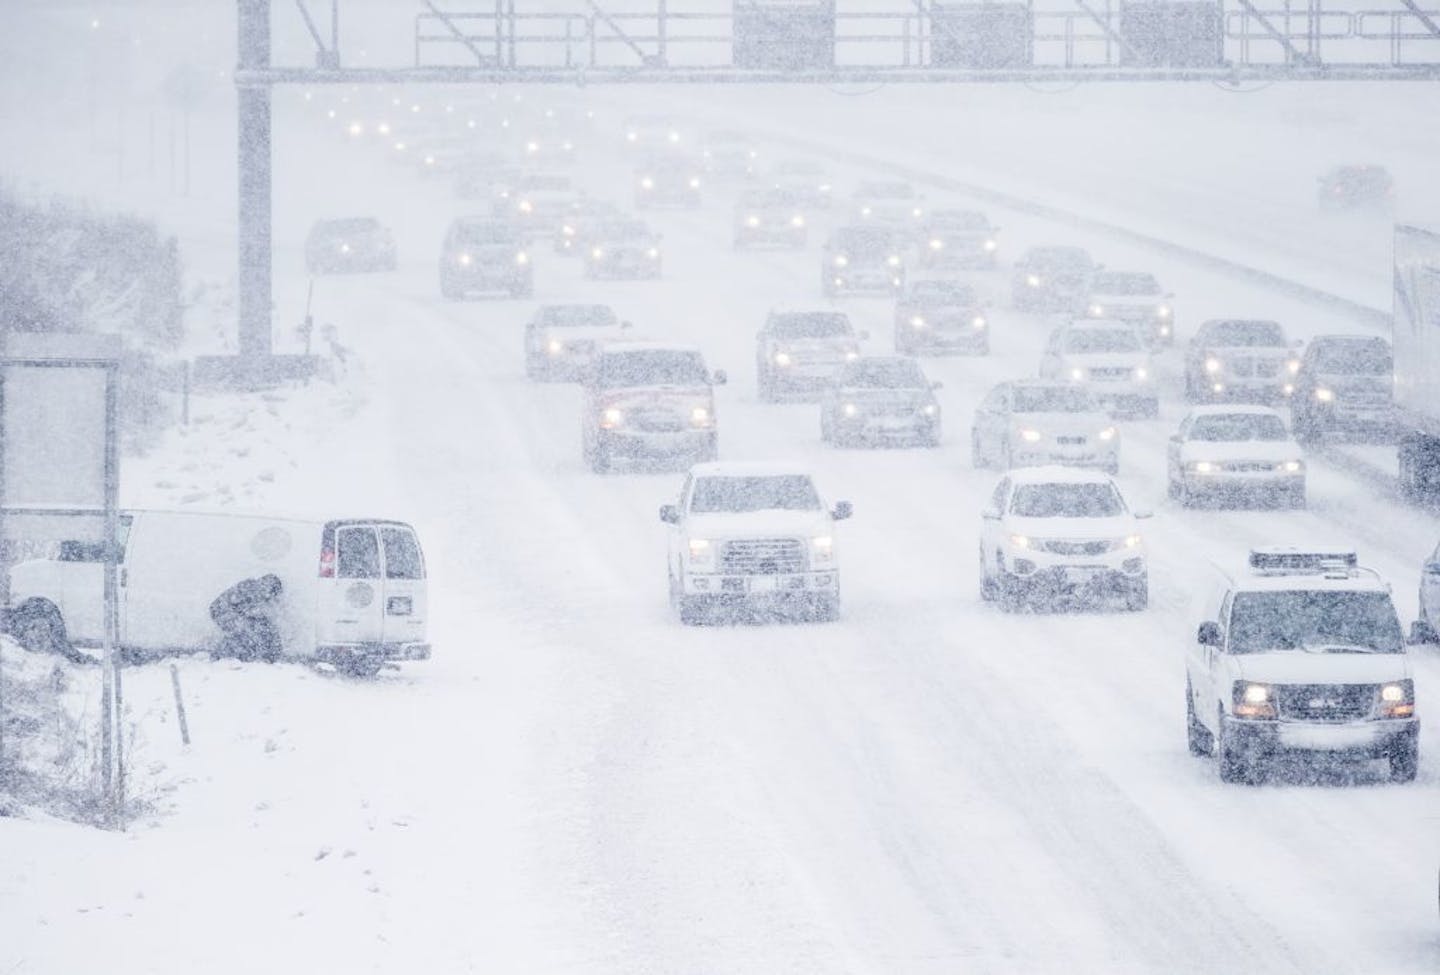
[1159,325,1172,336]
[600,407,624,428]
[1282,460,1304,473]
[689,177,702,189]
[833,255,848,267]
[339,242,351,254]
[562,225,576,237]
[525,140,539,153]
[887,255,902,267]
[844,349,860,361]
[1026,274,1041,287]
[376,122,391,135]
[591,247,604,259]
[1315,387,1334,402]
[690,406,711,426]
[1098,426,1117,441]
[842,403,858,417]
[562,141,573,151]
[911,207,923,218]
[811,535,834,565]
[1287,359,1301,375]
[1069,367,1085,381]
[348,121,364,136]
[687,538,714,563]
[745,215,760,227]
[1018,428,1043,443]
[640,176,654,189]
[983,239,998,252]
[457,252,472,266]
[774,351,792,367]
[1156,305,1172,318]
[1205,357,1222,373]
[818,183,832,193]
[647,247,660,259]
[972,316,987,330]
[1135,367,1149,381]
[1123,534,1142,548]
[515,251,529,265]
[1380,680,1415,718]
[790,215,805,228]
[1233,681,1277,719]
[1190,460,1216,474]
[1089,303,1105,316]
[424,154,436,166]
[910,315,927,329]
[626,131,638,142]
[1009,534,1031,549]
[667,131,680,143]
[929,238,944,250]
[546,338,563,355]
[860,206,872,217]
[393,141,407,152]
[518,199,534,214]
[922,403,938,416]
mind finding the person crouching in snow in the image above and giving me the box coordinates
[209,574,284,663]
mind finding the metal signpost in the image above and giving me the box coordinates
[0,333,123,822]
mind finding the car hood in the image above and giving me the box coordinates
[598,384,712,405]
[1231,651,1410,685]
[1197,343,1288,357]
[685,510,832,540]
[1011,411,1115,436]
[1179,441,1301,463]
[1061,352,1151,369]
[835,387,935,406]
[773,336,857,353]
[1003,514,1136,539]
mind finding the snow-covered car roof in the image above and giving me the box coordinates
[1003,465,1117,487]
[689,461,815,479]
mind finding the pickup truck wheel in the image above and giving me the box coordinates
[811,594,840,623]
[13,601,70,657]
[1186,680,1214,757]
[341,655,383,679]
[678,596,709,626]
[1389,735,1419,783]
[978,547,997,602]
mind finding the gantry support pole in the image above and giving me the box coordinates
[238,0,273,359]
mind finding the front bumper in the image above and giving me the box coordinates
[1221,716,1418,761]
[446,265,532,292]
[834,409,938,442]
[683,569,837,597]
[1182,471,1304,498]
[588,253,661,278]
[1002,551,1146,596]
[736,224,806,245]
[316,641,431,664]
[904,326,988,352]
[828,268,904,294]
[1199,375,1294,402]
[599,428,713,459]
[1010,445,1118,470]
[1089,388,1157,416]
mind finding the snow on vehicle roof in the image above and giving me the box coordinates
[689,461,815,479]
[1004,465,1116,486]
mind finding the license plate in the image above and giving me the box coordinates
[748,576,778,592]
[386,596,413,616]
[1064,567,1101,584]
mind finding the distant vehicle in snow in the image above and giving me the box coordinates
[1415,541,1440,644]
[515,131,578,167]
[1317,164,1393,210]
[491,171,581,227]
[767,157,833,209]
[701,129,759,180]
[850,180,924,228]
[1085,270,1175,348]
[819,355,941,448]
[659,462,852,624]
[821,225,907,298]
[971,380,1120,474]
[5,511,430,678]
[1185,548,1418,784]
[438,217,533,299]
[1289,334,1394,442]
[915,208,999,270]
[583,218,663,280]
[524,304,631,381]
[1165,406,1306,509]
[453,150,522,199]
[1183,318,1300,405]
[554,198,624,255]
[893,279,989,355]
[581,343,726,473]
[621,114,686,154]
[978,466,1150,612]
[756,309,866,402]
[634,153,703,209]
[304,217,397,274]
[1011,245,1097,313]
[1038,319,1159,419]
[732,188,808,250]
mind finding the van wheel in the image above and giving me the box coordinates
[12,599,74,659]
[1186,680,1213,756]
[341,655,383,679]
[678,596,709,626]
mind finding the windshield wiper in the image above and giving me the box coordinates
[1299,641,1383,654]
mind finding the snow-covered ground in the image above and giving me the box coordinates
[3,3,1440,973]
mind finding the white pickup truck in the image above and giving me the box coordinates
[660,462,852,624]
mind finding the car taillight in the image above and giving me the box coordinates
[319,548,336,578]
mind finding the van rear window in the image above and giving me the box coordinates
[381,527,426,580]
[337,527,381,579]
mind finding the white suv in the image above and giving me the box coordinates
[660,463,852,624]
[979,466,1150,612]
[1039,319,1159,419]
[1185,548,1419,784]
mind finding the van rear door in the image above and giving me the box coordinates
[325,524,385,645]
[379,524,427,646]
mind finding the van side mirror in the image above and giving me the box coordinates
[1134,510,1154,520]
[712,369,728,386]
[832,501,853,521]
[659,504,680,524]
[1198,621,1222,647]
[981,507,1000,521]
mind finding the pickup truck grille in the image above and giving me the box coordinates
[1040,539,1113,556]
[1089,367,1133,382]
[1227,357,1282,379]
[1277,684,1375,722]
[721,538,805,574]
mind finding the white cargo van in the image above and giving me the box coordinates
[6,510,430,677]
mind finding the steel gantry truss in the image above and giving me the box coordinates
[232,0,1438,368]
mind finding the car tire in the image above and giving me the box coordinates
[1186,680,1214,757]
[978,547,997,602]
[811,594,840,623]
[1389,736,1419,783]
[970,431,986,469]
[678,596,709,626]
[586,443,611,474]
[1288,486,1307,510]
[1124,577,1149,612]
[922,425,941,448]
[1216,709,1262,785]
[758,367,777,403]
[998,573,1026,613]
[340,655,384,679]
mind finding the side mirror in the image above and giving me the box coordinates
[1168,434,1181,443]
[1425,561,1440,576]
[712,369,728,386]
[620,320,634,330]
[981,507,1000,521]
[1197,621,1222,647]
[931,380,944,390]
[1134,510,1154,520]
[659,504,679,524]
[832,501,853,521]
[1408,619,1438,645]
[857,330,871,341]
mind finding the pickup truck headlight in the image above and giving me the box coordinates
[687,538,714,564]
[1018,428,1043,443]
[790,214,805,228]
[833,254,849,268]
[910,315,927,329]
[1156,305,1172,318]
[842,403,858,417]
[972,316,987,330]
[546,338,563,355]
[1134,367,1149,381]
[590,247,604,260]
[1189,460,1217,474]
[515,251,529,266]
[1379,680,1415,718]
[1315,387,1334,402]
[1069,367,1085,382]
[984,239,998,252]
[517,199,534,214]
[1026,274,1041,287]
[811,535,834,565]
[1009,534,1031,549]
[688,177,701,189]
[1122,534,1142,548]
[600,407,624,429]
[690,406,711,426]
[745,215,760,227]
[886,255,902,267]
[845,350,860,361]
[1282,460,1304,473]
[1287,359,1301,375]
[1098,426,1117,441]
[1089,303,1105,316]
[457,252,473,266]
[929,238,944,250]
[647,248,660,259]
[774,351,792,367]
[640,176,654,189]
[1233,681,1277,719]
[1205,357,1222,374]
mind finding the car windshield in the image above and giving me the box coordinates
[928,211,989,231]
[1029,248,1092,271]
[1228,591,1404,654]
[454,223,519,245]
[1064,329,1141,354]
[1010,483,1124,518]
[1092,272,1160,295]
[840,359,926,389]
[769,314,852,339]
[909,282,975,303]
[690,475,822,513]
[1012,386,1098,413]
[597,351,707,387]
[832,228,895,256]
[539,306,616,328]
[1188,413,1289,442]
[319,218,379,234]
[1311,339,1392,374]
[1202,321,1286,346]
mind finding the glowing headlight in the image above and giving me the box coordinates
[910,316,927,329]
[525,140,539,153]
[983,239,998,251]
[562,141,573,151]
[687,538,713,561]
[1283,460,1304,473]
[646,248,660,259]
[886,255,901,267]
[626,131,638,142]
[339,242,351,254]
[842,403,858,417]
[601,407,624,428]
[745,215,760,227]
[517,199,534,214]
[811,535,834,563]
[1287,359,1301,375]
[424,154,436,166]
[1135,367,1149,381]
[515,251,529,266]
[667,130,680,143]
[922,403,938,416]
[393,141,407,152]
[1315,387,1335,402]
[972,316,987,330]
[1009,534,1031,549]
[562,225,576,237]
[1070,367,1086,381]
[1123,534,1142,548]
[688,177,701,189]
[790,215,805,228]
[690,406,711,425]
[860,206,873,217]
[640,176,654,189]
[457,252,473,266]
[1026,274,1041,287]
[911,207,923,218]
[774,351,792,367]
[376,122,391,135]
[1156,305,1172,318]
[929,238,944,250]
[1098,426,1117,441]
[590,247,604,259]
[1019,428,1043,443]
[833,255,848,268]
[1243,684,1270,702]
[1381,683,1407,702]
[1191,461,1216,473]
[1234,681,1277,718]
[1205,357,1222,373]
[546,339,563,355]
[1089,303,1105,316]
[1380,681,1415,717]
[1159,325,1172,336]
[818,183,832,193]
[844,350,860,361]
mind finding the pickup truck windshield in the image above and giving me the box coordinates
[1011,483,1123,518]
[1064,329,1141,354]
[597,351,707,387]
[1228,591,1404,654]
[1012,387,1098,414]
[1201,321,1285,347]
[690,476,822,513]
[1188,413,1289,442]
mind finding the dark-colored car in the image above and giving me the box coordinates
[733,188,808,249]
[1011,246,1097,313]
[583,218,663,280]
[821,226,906,297]
[916,209,999,269]
[439,217,533,299]
[820,356,941,447]
[634,154,702,209]
[756,310,865,401]
[1183,319,1300,404]
[893,279,989,355]
[305,217,397,274]
[1290,334,1395,441]
[1317,164,1393,210]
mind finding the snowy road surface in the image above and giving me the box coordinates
[2,12,1440,972]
